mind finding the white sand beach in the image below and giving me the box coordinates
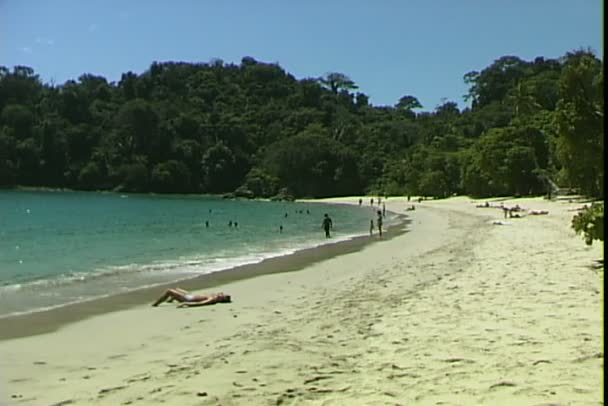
[1,196,603,405]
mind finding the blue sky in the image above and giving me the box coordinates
[0,1,603,111]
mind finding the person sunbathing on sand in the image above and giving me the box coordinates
[152,288,231,307]
[528,210,549,215]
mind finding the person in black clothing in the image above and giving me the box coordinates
[376,210,383,237]
[322,213,333,238]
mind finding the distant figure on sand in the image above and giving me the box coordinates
[529,210,549,215]
[369,219,374,236]
[152,288,231,307]
[376,210,383,237]
[322,213,333,238]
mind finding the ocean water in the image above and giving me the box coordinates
[0,190,396,318]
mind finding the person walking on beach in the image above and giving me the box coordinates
[152,288,231,307]
[369,219,374,236]
[322,213,333,238]
[376,210,383,237]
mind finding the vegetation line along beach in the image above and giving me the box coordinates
[0,50,603,203]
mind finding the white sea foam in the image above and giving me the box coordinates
[0,190,406,318]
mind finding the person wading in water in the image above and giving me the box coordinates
[322,213,333,238]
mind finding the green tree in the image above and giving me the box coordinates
[0,66,43,109]
[0,132,17,187]
[464,56,529,109]
[150,160,191,193]
[1,104,35,140]
[263,125,360,197]
[554,51,603,198]
[238,167,280,198]
[417,170,449,198]
[318,72,358,94]
[15,137,40,185]
[78,161,104,190]
[115,99,161,159]
[396,95,423,111]
[201,142,239,193]
[571,202,604,246]
[466,126,546,196]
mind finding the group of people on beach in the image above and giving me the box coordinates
[476,201,550,218]
[369,210,384,236]
[154,212,337,308]
[155,197,398,309]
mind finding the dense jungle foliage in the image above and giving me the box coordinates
[0,50,603,201]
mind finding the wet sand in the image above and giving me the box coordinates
[0,214,409,340]
[1,196,603,405]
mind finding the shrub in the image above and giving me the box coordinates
[571,202,604,245]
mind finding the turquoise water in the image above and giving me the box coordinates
[0,190,396,317]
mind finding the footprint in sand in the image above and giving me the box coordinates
[97,385,127,396]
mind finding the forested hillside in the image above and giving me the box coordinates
[0,50,603,199]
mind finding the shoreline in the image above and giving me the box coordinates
[1,196,602,405]
[0,211,409,340]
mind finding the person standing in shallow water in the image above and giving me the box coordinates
[322,213,333,238]
[376,210,383,237]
